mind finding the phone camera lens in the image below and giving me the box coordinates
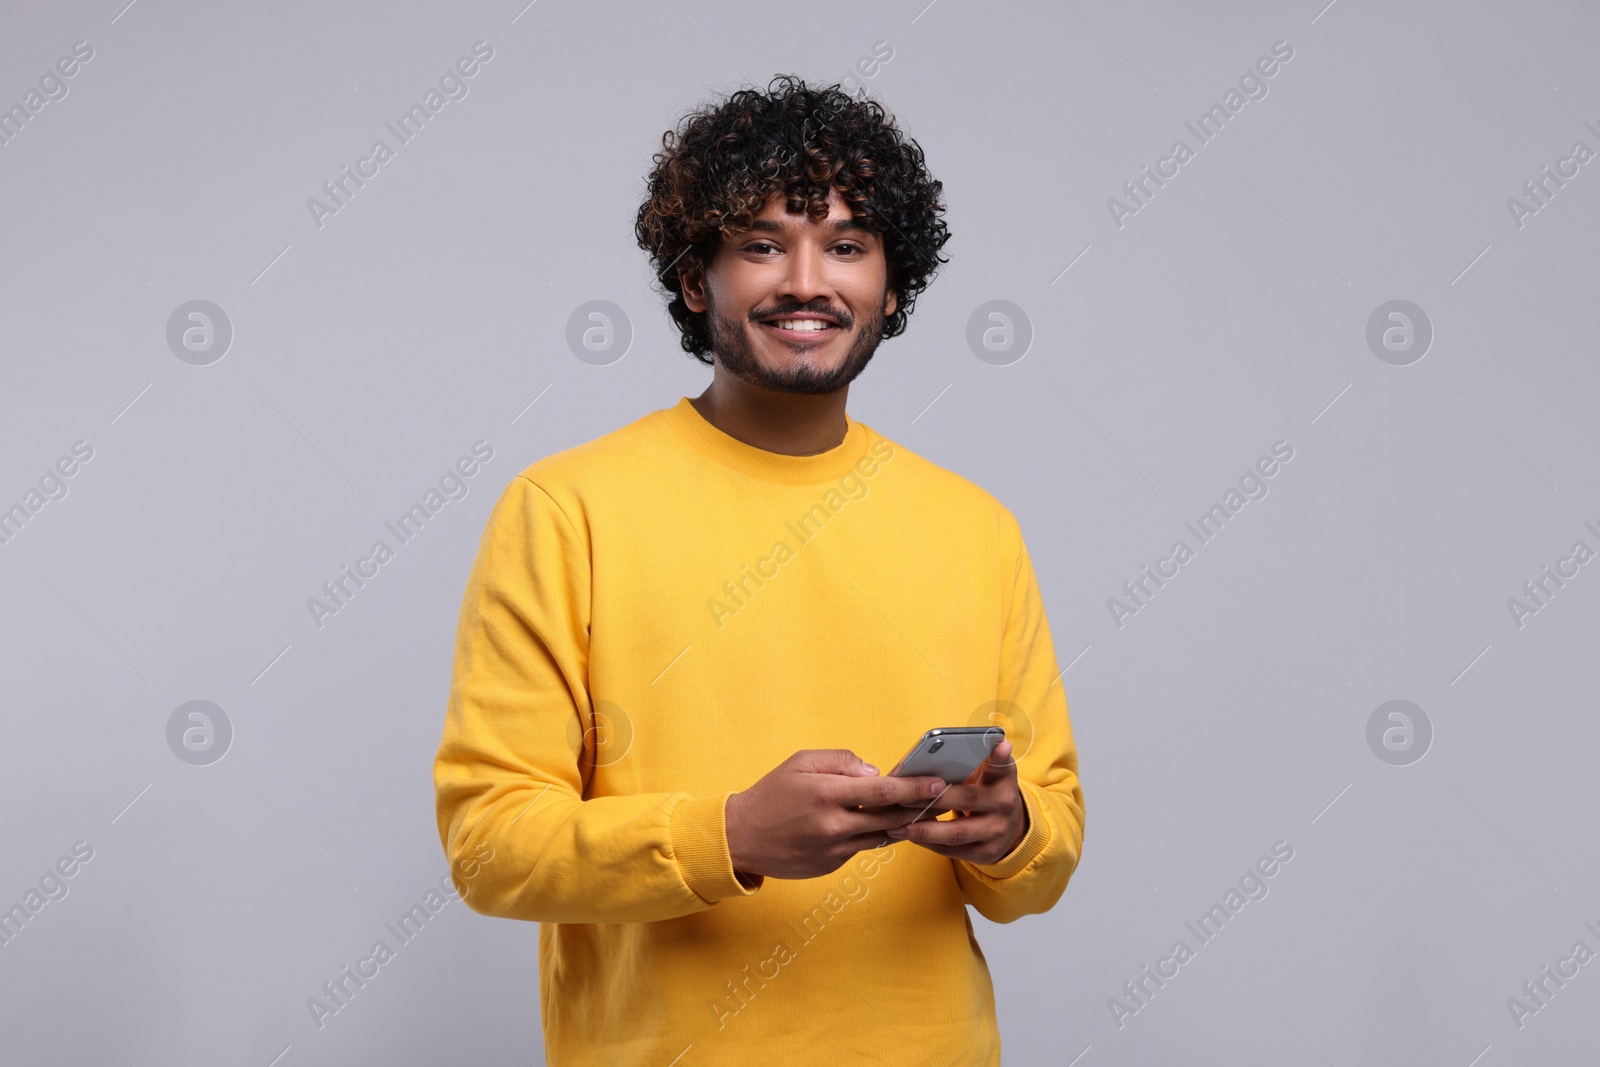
[928,739,944,753]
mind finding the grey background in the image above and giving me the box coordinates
[2,0,1596,1063]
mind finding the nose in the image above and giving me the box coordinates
[777,240,832,307]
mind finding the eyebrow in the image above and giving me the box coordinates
[746,217,873,235]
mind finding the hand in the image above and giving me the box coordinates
[880,739,1029,864]
[725,750,950,881]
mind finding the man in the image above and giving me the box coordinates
[434,74,1084,1065]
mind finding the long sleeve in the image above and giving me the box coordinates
[432,474,760,924]
[953,505,1086,923]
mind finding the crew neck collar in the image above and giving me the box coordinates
[662,396,870,485]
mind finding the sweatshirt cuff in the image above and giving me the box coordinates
[671,792,763,903]
[965,779,1052,880]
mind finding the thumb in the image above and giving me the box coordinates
[802,749,879,776]
[981,739,1017,780]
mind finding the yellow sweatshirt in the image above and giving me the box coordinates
[433,396,1084,1066]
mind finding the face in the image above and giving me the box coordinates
[683,186,898,396]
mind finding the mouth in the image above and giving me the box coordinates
[758,315,842,344]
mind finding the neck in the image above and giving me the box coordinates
[689,367,850,456]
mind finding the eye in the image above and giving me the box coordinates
[741,239,869,257]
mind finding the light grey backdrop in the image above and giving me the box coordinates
[3,0,1597,1063]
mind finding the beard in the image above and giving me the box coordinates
[705,288,889,396]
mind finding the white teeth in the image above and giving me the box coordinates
[770,319,830,331]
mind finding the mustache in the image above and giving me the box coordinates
[751,305,852,327]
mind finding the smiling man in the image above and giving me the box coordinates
[433,75,1085,1065]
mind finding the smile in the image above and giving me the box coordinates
[760,318,840,341]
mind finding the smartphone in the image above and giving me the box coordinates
[888,726,1005,785]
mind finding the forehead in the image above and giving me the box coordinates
[743,189,874,236]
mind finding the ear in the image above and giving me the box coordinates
[884,288,898,317]
[681,265,707,313]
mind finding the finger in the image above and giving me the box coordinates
[844,825,915,852]
[850,796,947,835]
[796,749,880,777]
[977,739,1017,782]
[887,810,1009,851]
[838,773,948,810]
[897,836,1010,863]
[959,744,1017,803]
[844,808,959,851]
[897,777,1007,814]
[858,800,929,819]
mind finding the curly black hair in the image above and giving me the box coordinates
[635,74,951,364]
